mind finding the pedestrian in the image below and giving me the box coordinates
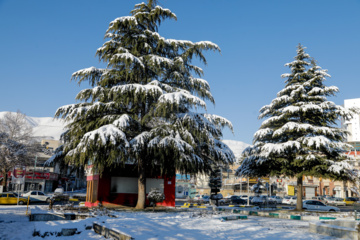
[49,196,54,210]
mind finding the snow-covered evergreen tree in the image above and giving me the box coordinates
[237,45,358,210]
[55,0,234,209]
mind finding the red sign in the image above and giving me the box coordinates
[13,167,25,178]
[277,179,282,182]
[7,170,58,181]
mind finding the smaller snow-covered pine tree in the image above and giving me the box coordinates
[147,189,165,211]
[237,45,358,210]
[208,166,222,192]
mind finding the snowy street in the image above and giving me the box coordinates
[0,205,341,240]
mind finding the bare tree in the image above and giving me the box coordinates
[0,111,34,191]
[0,111,33,143]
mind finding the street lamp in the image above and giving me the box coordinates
[31,155,37,190]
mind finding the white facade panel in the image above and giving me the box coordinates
[305,187,315,199]
[111,177,164,193]
[344,98,360,142]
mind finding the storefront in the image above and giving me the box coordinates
[8,170,58,193]
[85,165,175,207]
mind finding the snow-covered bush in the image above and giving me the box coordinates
[147,189,165,210]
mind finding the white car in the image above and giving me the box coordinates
[302,200,340,212]
[21,191,51,203]
[269,196,283,204]
[251,195,276,205]
[325,197,346,206]
[54,187,65,195]
[282,196,296,205]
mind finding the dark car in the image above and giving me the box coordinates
[230,196,246,205]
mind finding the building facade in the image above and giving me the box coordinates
[85,165,175,207]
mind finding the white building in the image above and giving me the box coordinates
[343,98,360,150]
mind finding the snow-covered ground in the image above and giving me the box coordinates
[0,205,341,240]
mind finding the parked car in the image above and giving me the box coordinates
[302,200,340,212]
[344,197,357,205]
[230,196,247,205]
[210,193,223,200]
[193,194,205,201]
[0,192,27,205]
[21,191,52,203]
[221,195,235,205]
[193,194,209,203]
[269,196,283,204]
[54,187,65,195]
[251,195,276,205]
[201,195,210,204]
[326,197,346,206]
[311,196,326,203]
[282,196,297,205]
[282,196,290,204]
[239,195,249,200]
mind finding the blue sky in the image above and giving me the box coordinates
[1,0,359,144]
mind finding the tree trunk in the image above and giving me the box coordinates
[343,181,348,198]
[296,175,303,211]
[1,169,8,192]
[135,158,146,209]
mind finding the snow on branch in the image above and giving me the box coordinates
[71,67,106,86]
[259,141,301,157]
[203,114,233,132]
[158,134,194,153]
[148,80,178,93]
[158,91,206,109]
[111,53,145,69]
[177,113,219,135]
[151,6,177,20]
[307,86,339,96]
[189,77,210,91]
[328,159,354,175]
[211,139,235,164]
[194,41,221,52]
[253,128,273,141]
[110,83,163,99]
[76,86,106,102]
[130,132,150,152]
[148,54,173,66]
[112,114,137,131]
[108,16,138,32]
[82,124,129,147]
[272,122,336,138]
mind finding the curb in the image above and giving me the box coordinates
[93,222,133,240]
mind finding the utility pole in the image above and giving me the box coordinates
[32,156,37,190]
[247,177,250,206]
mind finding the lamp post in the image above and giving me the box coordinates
[32,156,37,190]
[247,177,250,206]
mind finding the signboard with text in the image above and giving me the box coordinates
[12,166,26,184]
